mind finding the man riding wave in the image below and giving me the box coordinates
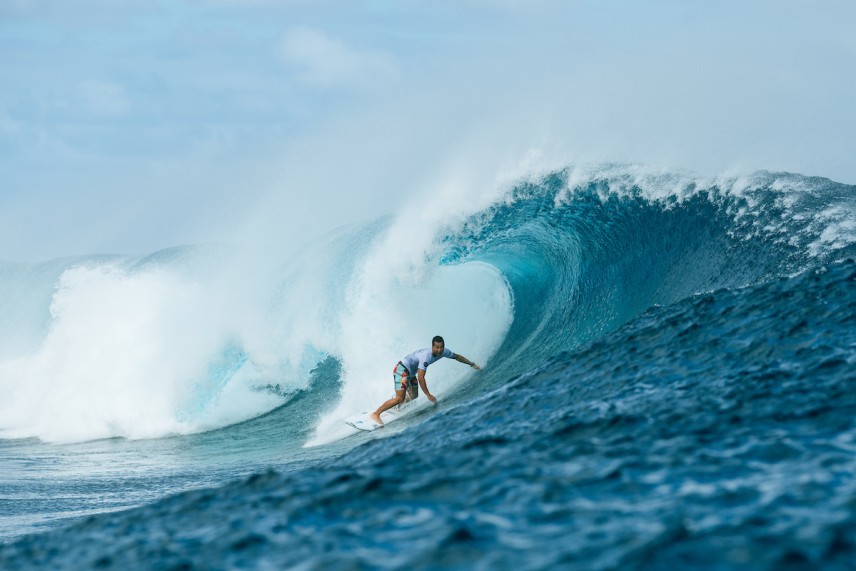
[370,335,480,425]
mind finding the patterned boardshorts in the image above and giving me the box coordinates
[393,362,419,400]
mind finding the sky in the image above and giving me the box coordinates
[1,0,855,261]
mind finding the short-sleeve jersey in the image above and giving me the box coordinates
[400,347,456,373]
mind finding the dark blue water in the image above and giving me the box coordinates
[1,167,855,569]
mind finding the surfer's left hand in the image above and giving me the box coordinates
[426,393,437,404]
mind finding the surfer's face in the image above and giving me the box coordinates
[432,342,444,357]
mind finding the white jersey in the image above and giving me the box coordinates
[400,347,456,373]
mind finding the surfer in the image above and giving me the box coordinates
[370,336,480,425]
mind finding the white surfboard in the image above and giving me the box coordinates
[344,412,382,432]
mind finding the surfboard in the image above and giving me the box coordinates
[344,412,382,432]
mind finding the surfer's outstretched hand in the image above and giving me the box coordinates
[426,393,438,404]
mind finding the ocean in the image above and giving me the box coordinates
[1,165,855,569]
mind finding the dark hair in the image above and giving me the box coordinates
[432,335,445,346]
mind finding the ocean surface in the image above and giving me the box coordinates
[1,165,855,569]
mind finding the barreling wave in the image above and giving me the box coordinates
[431,166,855,395]
[1,164,853,445]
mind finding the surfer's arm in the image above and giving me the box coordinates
[417,369,437,403]
[453,354,481,370]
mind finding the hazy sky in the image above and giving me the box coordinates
[1,0,854,261]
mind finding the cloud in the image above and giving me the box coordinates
[0,106,20,136]
[77,80,131,116]
[276,26,396,88]
[0,0,158,25]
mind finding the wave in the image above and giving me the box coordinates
[1,164,853,445]
[4,257,854,567]
[430,167,855,393]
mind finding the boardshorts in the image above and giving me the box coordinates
[393,362,419,399]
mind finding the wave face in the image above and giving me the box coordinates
[1,165,855,567]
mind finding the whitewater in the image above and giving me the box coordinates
[1,164,855,569]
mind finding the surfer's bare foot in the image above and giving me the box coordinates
[370,413,383,425]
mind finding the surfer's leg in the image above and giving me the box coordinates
[371,389,406,425]
[403,377,419,403]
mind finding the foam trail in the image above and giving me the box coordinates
[0,263,280,443]
[0,242,355,444]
